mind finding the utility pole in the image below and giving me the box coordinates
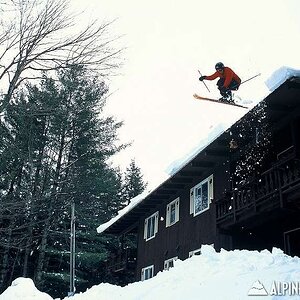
[68,201,76,297]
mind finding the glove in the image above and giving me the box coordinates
[199,76,206,81]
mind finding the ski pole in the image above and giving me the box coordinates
[231,73,261,90]
[198,70,210,93]
[240,73,261,85]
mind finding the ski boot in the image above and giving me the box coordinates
[219,91,234,104]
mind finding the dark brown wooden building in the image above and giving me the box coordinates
[100,75,300,282]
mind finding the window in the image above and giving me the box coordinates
[166,197,180,227]
[144,211,159,241]
[188,248,201,258]
[190,175,213,216]
[189,244,214,258]
[164,257,178,270]
[141,265,154,281]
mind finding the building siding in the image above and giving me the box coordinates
[104,80,300,283]
[136,164,230,279]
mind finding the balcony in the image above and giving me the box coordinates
[106,248,137,273]
[216,154,300,228]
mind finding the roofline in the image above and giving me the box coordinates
[100,76,300,234]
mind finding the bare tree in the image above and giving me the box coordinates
[0,0,122,112]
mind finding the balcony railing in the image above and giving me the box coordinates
[216,155,300,225]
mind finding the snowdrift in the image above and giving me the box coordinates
[1,246,300,300]
[0,277,53,300]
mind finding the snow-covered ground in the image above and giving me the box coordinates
[0,277,53,300]
[1,246,300,300]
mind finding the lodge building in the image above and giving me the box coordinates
[99,73,300,282]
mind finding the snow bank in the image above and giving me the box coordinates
[265,66,300,92]
[0,277,53,300]
[65,246,300,300]
[3,246,299,300]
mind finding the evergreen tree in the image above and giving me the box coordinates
[0,65,127,298]
[122,159,147,205]
[108,159,148,286]
[36,66,126,298]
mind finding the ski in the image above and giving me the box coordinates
[193,94,248,109]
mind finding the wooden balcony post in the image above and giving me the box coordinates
[232,191,236,222]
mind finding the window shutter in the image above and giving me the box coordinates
[176,198,180,222]
[190,188,194,214]
[166,205,170,227]
[141,268,144,281]
[154,212,159,234]
[209,175,214,202]
[144,220,147,240]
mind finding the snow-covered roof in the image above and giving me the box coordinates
[97,123,231,234]
[265,66,300,92]
[97,190,150,233]
[165,122,230,176]
[97,66,300,235]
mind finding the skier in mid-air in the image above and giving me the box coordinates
[199,62,241,103]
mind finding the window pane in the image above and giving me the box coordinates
[145,267,153,280]
[151,217,155,236]
[150,217,154,237]
[202,182,208,209]
[145,269,149,279]
[170,203,176,224]
[195,195,201,213]
[147,216,155,239]
[196,186,201,197]
[194,187,202,213]
[147,219,151,239]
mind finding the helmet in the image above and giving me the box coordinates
[215,62,224,70]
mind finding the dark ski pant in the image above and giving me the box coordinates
[217,78,240,97]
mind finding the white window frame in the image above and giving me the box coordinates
[164,257,178,270]
[144,211,159,241]
[190,175,214,216]
[141,265,154,281]
[166,197,180,227]
[188,248,201,258]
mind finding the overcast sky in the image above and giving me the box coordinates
[72,0,300,189]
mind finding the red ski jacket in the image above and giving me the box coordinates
[205,67,241,88]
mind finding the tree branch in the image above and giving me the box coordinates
[0,0,123,112]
